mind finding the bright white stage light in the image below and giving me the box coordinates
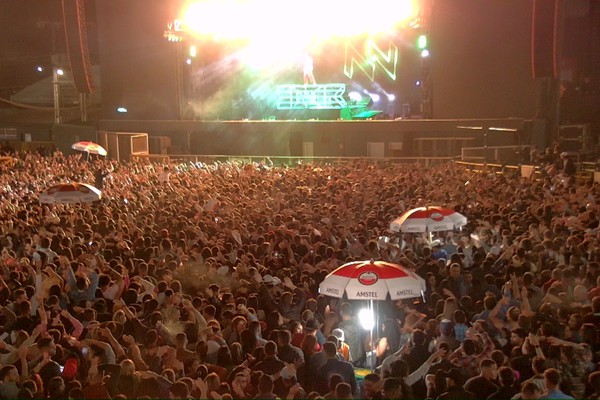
[370,93,381,102]
[348,91,362,102]
[56,69,64,76]
[36,66,44,72]
[182,0,421,42]
[421,49,430,58]
[358,308,375,330]
[387,94,396,101]
[116,107,128,113]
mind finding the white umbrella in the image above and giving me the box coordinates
[390,206,467,233]
[39,183,101,204]
[320,260,426,370]
[71,141,107,156]
[319,260,426,301]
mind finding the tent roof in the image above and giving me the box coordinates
[10,66,101,106]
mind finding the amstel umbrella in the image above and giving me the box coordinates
[319,260,426,301]
[71,141,107,156]
[390,206,467,233]
[39,183,101,204]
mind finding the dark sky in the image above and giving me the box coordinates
[1,0,597,119]
[0,1,60,93]
[0,0,98,96]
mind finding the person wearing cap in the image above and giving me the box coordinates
[61,358,79,381]
[331,328,351,362]
[437,319,460,352]
[559,152,576,182]
[291,318,322,351]
[431,240,448,261]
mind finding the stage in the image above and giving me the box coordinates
[94,117,528,159]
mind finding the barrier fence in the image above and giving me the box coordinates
[130,154,457,168]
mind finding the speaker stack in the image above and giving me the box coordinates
[61,0,94,95]
[531,0,563,79]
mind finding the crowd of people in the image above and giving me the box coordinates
[0,148,599,399]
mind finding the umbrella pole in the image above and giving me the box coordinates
[370,299,375,372]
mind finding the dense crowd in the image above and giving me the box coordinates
[0,148,599,399]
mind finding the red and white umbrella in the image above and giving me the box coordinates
[390,206,467,233]
[39,183,101,204]
[319,260,426,300]
[71,141,107,156]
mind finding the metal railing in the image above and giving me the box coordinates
[461,145,534,164]
[130,154,457,167]
[455,160,520,175]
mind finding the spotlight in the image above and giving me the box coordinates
[387,94,396,101]
[421,49,430,58]
[36,66,43,72]
[186,58,192,65]
[348,91,362,102]
[416,80,421,86]
[116,107,128,113]
[56,69,64,76]
[417,34,428,50]
[370,94,380,102]
[358,308,375,330]
[189,45,197,58]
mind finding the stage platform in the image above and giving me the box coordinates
[95,118,528,158]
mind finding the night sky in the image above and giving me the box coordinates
[0,0,98,97]
[0,0,597,121]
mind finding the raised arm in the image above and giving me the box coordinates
[67,263,77,290]
[528,333,546,359]
[101,328,126,360]
[519,286,535,317]
[18,345,29,382]
[122,334,149,371]
[87,271,100,300]
[61,310,84,339]
[489,296,509,332]
[405,349,444,386]
[81,336,117,365]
